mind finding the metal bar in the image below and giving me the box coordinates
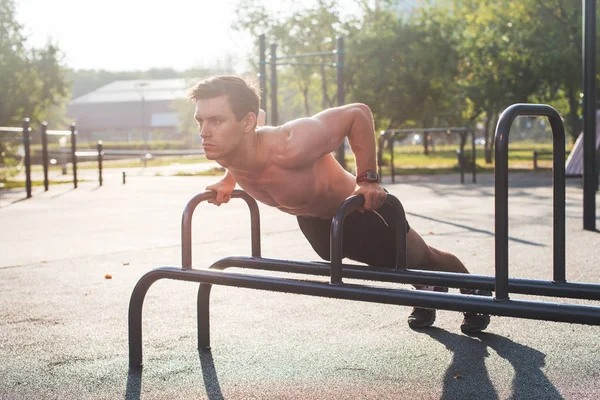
[470,129,476,183]
[329,193,408,284]
[385,127,471,134]
[97,141,103,186]
[270,43,278,126]
[390,134,395,183]
[23,119,32,199]
[45,130,71,135]
[495,104,566,299]
[181,190,261,270]
[259,34,267,122]
[41,122,49,191]
[70,123,77,189]
[0,126,23,133]
[275,50,336,60]
[336,36,346,170]
[129,266,600,367]
[273,62,337,67]
[208,256,600,301]
[583,0,597,231]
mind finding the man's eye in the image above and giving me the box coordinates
[214,120,221,125]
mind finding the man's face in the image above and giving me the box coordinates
[194,95,246,160]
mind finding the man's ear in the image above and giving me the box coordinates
[243,112,257,132]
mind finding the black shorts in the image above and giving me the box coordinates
[297,202,410,268]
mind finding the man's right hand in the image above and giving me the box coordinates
[206,179,235,206]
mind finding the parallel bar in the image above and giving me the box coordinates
[386,127,476,184]
[181,190,261,270]
[208,256,600,300]
[129,267,600,366]
[385,127,471,134]
[495,104,566,299]
[583,0,597,231]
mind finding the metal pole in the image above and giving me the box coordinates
[41,122,49,191]
[259,34,267,120]
[97,141,103,186]
[70,123,77,189]
[583,0,597,231]
[471,130,477,183]
[270,43,278,126]
[335,36,346,170]
[23,118,32,198]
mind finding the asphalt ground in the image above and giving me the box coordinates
[1,167,599,399]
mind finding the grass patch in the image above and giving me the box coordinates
[173,167,226,177]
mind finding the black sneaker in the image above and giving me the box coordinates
[408,307,436,328]
[408,286,448,328]
[461,313,491,334]
[460,289,492,334]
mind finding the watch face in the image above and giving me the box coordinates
[366,171,378,181]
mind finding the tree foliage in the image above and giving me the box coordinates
[0,0,68,127]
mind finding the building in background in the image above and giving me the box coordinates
[67,78,198,143]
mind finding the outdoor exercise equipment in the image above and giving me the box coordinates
[128,103,600,368]
[379,127,476,184]
[258,34,346,169]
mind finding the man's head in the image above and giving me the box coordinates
[189,75,260,123]
[189,76,261,161]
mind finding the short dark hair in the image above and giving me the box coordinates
[188,75,260,121]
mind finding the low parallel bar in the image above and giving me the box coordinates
[129,267,600,366]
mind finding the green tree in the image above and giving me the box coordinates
[0,0,68,126]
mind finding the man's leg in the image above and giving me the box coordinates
[405,229,491,333]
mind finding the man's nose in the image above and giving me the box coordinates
[199,125,210,138]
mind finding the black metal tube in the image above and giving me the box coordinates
[209,256,600,300]
[259,34,267,121]
[270,43,278,126]
[583,0,597,231]
[330,195,364,284]
[495,104,566,300]
[141,267,600,325]
[275,50,336,60]
[181,190,261,269]
[470,129,477,183]
[128,270,164,367]
[23,119,32,198]
[197,283,212,350]
[97,141,103,186]
[390,135,395,183]
[70,123,77,189]
[330,194,407,284]
[41,122,49,191]
[335,36,346,170]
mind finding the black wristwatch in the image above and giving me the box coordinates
[356,170,380,183]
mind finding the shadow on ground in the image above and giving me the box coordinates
[421,328,563,400]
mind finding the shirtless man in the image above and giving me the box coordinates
[190,75,490,334]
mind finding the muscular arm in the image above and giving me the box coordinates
[275,103,377,176]
[274,103,386,211]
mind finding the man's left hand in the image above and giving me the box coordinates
[351,182,387,212]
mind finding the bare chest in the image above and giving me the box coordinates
[231,166,318,212]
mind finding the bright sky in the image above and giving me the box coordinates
[15,0,364,73]
[15,0,262,72]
